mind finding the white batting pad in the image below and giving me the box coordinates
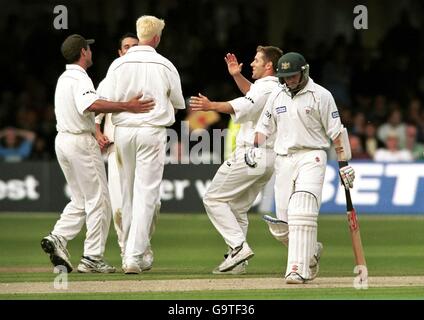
[286,191,319,280]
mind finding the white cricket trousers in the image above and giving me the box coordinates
[203,146,275,249]
[106,148,124,253]
[274,150,327,278]
[53,132,112,259]
[114,126,166,260]
[274,150,327,221]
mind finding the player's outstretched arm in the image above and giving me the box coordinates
[225,53,252,95]
[189,93,234,114]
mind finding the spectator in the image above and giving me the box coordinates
[350,134,371,160]
[363,123,384,158]
[351,112,366,137]
[377,108,407,148]
[0,127,35,162]
[374,131,413,162]
[405,125,424,160]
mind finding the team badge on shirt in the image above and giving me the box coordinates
[332,111,340,118]
[276,106,287,114]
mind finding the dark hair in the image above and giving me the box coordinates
[119,32,138,49]
[257,46,283,72]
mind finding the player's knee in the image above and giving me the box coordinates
[288,191,319,226]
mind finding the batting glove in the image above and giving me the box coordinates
[339,164,355,189]
[245,147,262,168]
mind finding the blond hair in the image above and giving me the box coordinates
[136,15,165,42]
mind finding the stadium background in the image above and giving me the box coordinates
[1,0,424,214]
[1,0,424,301]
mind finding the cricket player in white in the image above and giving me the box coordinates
[253,52,355,284]
[41,34,155,273]
[189,46,283,274]
[101,16,185,274]
[95,33,140,256]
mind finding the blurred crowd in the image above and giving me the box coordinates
[1,2,424,163]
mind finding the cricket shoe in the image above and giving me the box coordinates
[123,256,153,274]
[309,242,323,280]
[141,246,154,271]
[213,261,247,275]
[285,272,307,284]
[217,242,254,272]
[77,256,116,273]
[41,234,73,273]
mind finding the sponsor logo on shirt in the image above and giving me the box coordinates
[332,111,340,118]
[276,106,287,114]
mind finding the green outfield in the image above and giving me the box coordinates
[0,212,424,299]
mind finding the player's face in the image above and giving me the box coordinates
[250,52,267,80]
[283,73,302,90]
[118,37,139,56]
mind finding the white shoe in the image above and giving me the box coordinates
[123,254,153,274]
[285,272,306,284]
[309,242,323,280]
[218,242,254,272]
[213,261,247,275]
[77,256,116,273]
[41,234,73,273]
[123,260,142,274]
[141,247,154,271]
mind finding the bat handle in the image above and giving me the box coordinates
[338,161,354,211]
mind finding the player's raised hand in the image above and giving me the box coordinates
[189,93,212,111]
[224,53,243,76]
[127,94,155,113]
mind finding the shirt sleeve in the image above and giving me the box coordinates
[229,83,271,124]
[97,65,117,101]
[74,76,99,116]
[255,92,277,138]
[319,90,342,141]
[167,66,185,110]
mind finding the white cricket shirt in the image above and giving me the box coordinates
[54,64,99,134]
[101,45,185,127]
[94,80,115,142]
[229,76,279,149]
[256,78,342,155]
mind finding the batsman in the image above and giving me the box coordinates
[253,52,355,283]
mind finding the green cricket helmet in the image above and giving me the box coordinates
[276,52,309,77]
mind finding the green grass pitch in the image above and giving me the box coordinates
[0,212,423,299]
